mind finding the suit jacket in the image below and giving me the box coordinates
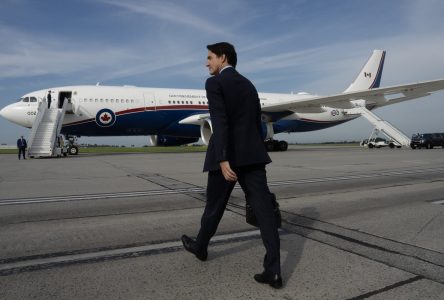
[203,67,271,172]
[17,138,27,148]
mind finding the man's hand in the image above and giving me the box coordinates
[220,161,237,182]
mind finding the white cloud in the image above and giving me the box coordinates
[98,0,228,36]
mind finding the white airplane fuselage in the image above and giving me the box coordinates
[0,85,355,139]
[5,49,440,147]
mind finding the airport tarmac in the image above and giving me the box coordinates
[0,145,443,300]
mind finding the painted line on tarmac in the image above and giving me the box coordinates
[1,167,444,206]
[432,200,444,205]
[0,229,262,276]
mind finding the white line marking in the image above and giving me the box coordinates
[432,200,444,205]
[1,167,443,206]
[0,230,261,273]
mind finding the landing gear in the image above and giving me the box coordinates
[264,139,288,152]
[262,121,288,151]
[68,146,79,155]
[65,135,80,155]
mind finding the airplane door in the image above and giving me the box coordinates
[58,91,72,110]
[143,93,156,111]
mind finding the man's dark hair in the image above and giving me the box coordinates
[207,42,237,68]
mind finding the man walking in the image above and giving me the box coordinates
[181,42,282,288]
[17,135,27,160]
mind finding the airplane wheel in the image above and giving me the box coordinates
[69,146,79,155]
[389,143,395,149]
[368,144,374,149]
[278,141,288,151]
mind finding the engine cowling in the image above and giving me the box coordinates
[149,135,199,146]
[261,122,274,140]
[200,119,213,145]
[200,119,274,145]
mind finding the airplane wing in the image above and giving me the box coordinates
[262,78,444,112]
[176,78,444,124]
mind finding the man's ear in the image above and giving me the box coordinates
[220,54,227,64]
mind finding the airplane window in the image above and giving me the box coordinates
[121,99,124,103]
[30,97,37,102]
[126,99,129,103]
[23,97,29,102]
[186,101,189,104]
[106,99,109,103]
[100,99,103,102]
[90,99,93,102]
[131,100,134,103]
[111,99,114,103]
[182,101,184,104]
[95,99,98,102]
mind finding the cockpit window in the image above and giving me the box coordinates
[30,97,37,102]
[23,97,29,102]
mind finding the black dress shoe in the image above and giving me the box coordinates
[254,272,283,289]
[181,235,207,261]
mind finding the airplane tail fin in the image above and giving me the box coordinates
[344,50,386,92]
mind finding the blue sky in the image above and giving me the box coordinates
[1,0,443,146]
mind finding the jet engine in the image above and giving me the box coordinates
[149,135,199,146]
[200,119,213,145]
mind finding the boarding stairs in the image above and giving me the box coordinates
[27,99,67,157]
[346,106,411,147]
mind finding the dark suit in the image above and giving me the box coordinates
[47,92,52,109]
[196,67,281,276]
[17,138,27,159]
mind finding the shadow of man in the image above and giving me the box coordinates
[205,203,320,286]
[280,207,320,282]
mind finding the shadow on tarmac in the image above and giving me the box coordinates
[281,207,319,282]
[206,206,319,285]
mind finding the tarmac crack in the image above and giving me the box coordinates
[415,211,442,236]
[345,275,424,300]
[1,205,205,225]
[280,211,444,284]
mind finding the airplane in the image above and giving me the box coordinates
[1,49,444,155]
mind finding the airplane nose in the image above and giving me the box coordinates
[0,103,21,125]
